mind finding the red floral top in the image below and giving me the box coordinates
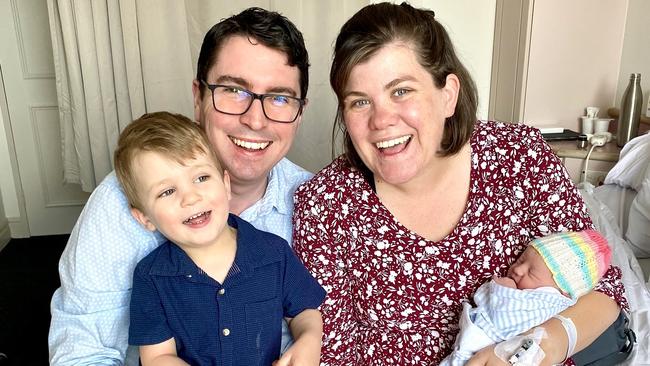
[293,121,627,365]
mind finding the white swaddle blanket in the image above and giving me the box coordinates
[439,281,574,366]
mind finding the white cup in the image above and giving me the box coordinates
[594,118,613,134]
[581,116,594,134]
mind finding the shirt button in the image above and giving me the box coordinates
[222,328,230,336]
[218,288,225,295]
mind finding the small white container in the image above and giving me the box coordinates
[594,118,613,134]
[581,116,594,134]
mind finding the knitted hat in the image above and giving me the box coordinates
[530,230,611,299]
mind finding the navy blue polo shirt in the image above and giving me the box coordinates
[128,214,326,366]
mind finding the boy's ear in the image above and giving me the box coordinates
[222,170,232,201]
[130,207,157,232]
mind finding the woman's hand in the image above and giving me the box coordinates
[466,345,508,366]
[492,275,517,289]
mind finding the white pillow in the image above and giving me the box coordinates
[627,177,650,258]
[605,132,650,190]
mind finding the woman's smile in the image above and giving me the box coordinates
[375,134,412,150]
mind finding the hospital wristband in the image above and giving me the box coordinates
[553,314,577,362]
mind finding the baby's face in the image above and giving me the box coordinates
[507,246,557,290]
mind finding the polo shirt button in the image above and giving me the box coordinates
[218,288,225,295]
[222,328,230,336]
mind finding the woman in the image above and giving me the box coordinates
[292,2,627,365]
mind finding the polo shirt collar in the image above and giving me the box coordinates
[147,214,282,283]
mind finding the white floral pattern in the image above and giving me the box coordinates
[293,121,627,365]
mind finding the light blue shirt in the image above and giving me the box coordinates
[48,158,312,366]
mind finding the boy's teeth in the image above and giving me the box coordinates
[231,138,270,150]
[184,211,208,224]
[376,135,412,149]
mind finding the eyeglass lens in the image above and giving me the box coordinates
[213,86,301,123]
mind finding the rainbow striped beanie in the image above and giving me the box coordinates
[530,230,611,300]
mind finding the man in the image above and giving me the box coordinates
[48,8,311,365]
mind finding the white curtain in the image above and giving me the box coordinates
[47,0,196,191]
[47,0,492,192]
[47,0,366,191]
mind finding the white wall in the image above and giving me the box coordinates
[420,0,496,120]
[616,0,650,117]
[523,0,627,130]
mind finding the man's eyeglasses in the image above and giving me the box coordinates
[201,80,305,123]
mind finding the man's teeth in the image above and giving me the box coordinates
[375,135,412,149]
[231,137,270,150]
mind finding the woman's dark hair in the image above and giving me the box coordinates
[330,2,478,171]
[196,7,309,99]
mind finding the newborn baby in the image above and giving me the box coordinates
[441,230,611,365]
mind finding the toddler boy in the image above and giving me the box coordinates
[114,112,326,365]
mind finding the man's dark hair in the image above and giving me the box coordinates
[196,7,309,99]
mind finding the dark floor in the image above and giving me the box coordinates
[0,235,69,366]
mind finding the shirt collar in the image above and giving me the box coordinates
[148,242,199,277]
[148,214,282,281]
[241,159,292,219]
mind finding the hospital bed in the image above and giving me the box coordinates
[577,132,650,364]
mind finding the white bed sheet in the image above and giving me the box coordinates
[579,183,650,365]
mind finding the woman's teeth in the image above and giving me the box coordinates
[231,137,270,150]
[375,135,412,149]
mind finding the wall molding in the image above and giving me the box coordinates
[488,0,533,122]
[0,64,30,237]
[8,216,29,238]
[10,0,55,80]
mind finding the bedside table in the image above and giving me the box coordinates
[547,140,621,163]
[546,140,621,185]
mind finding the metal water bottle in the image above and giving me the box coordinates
[617,73,643,147]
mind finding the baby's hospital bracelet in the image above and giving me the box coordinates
[552,314,578,362]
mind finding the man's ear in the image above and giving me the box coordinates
[192,79,202,123]
[295,98,308,127]
[222,170,232,201]
[131,207,157,232]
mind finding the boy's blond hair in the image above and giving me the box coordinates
[114,111,221,210]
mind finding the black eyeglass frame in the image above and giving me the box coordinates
[201,80,305,123]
